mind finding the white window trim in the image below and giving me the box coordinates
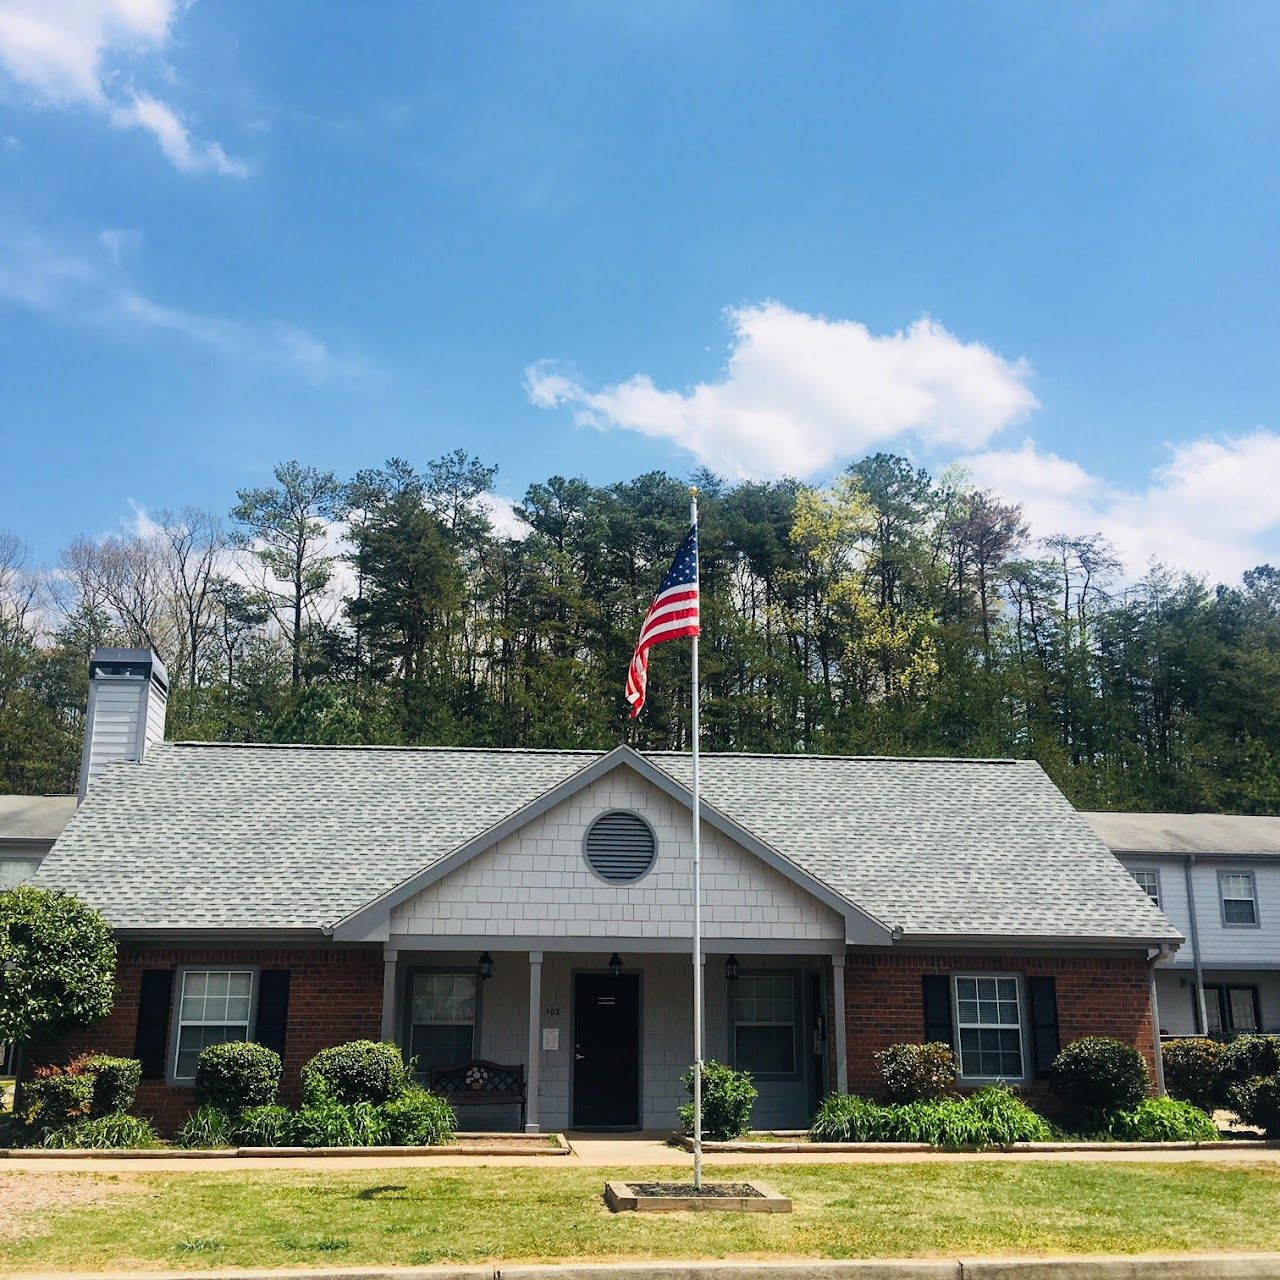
[167,964,259,1085]
[1131,867,1162,908]
[950,971,1029,1086]
[1218,870,1260,929]
[731,970,802,1081]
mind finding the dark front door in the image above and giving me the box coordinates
[572,972,640,1128]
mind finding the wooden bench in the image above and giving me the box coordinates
[428,1060,527,1129]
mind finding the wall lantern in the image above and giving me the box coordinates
[477,951,494,982]
[724,954,740,983]
[608,952,624,979]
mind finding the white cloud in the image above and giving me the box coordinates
[526,302,1039,479]
[0,225,364,382]
[476,492,530,541]
[0,0,245,177]
[967,432,1280,582]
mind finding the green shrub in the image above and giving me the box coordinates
[232,1104,294,1148]
[1161,1038,1225,1112]
[957,1086,1055,1146]
[194,1041,281,1113]
[380,1085,457,1146]
[22,1068,93,1134]
[1227,1075,1280,1136]
[289,1098,357,1147]
[677,1060,757,1141]
[301,1040,410,1106]
[83,1055,141,1117]
[810,1093,891,1143]
[1218,1035,1280,1092]
[176,1105,234,1149]
[1049,1036,1150,1124]
[877,1042,957,1103]
[1107,1096,1221,1142]
[37,1113,160,1150]
[348,1101,389,1146]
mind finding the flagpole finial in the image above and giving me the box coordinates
[690,485,699,497]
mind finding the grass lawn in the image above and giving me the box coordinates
[3,1162,1280,1273]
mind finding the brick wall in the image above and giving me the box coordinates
[843,950,1156,1100]
[28,944,383,1133]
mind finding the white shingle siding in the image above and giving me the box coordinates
[392,772,843,941]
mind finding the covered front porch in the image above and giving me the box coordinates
[378,940,850,1133]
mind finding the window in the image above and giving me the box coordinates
[1204,984,1261,1037]
[1219,872,1259,926]
[173,969,255,1080]
[953,975,1025,1081]
[409,972,477,1074]
[732,973,799,1077]
[1131,868,1161,907]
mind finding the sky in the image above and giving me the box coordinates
[1,2,1279,582]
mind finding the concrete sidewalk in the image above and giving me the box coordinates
[3,1133,1280,1173]
[9,1252,1280,1280]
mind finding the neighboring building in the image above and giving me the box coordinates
[27,649,1180,1132]
[0,794,76,888]
[1085,812,1280,1041]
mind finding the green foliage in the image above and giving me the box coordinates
[300,1040,410,1107]
[379,1085,457,1146]
[1049,1037,1150,1124]
[1161,1038,1225,1112]
[83,1055,141,1117]
[232,1105,294,1148]
[1218,1036,1280,1092]
[194,1041,282,1113]
[34,1113,160,1150]
[347,1101,389,1147]
[678,1060,758,1141]
[877,1042,957,1103]
[0,886,116,1044]
[1107,1097,1221,1143]
[809,1086,1052,1149]
[21,1067,94,1134]
[1226,1075,1280,1136]
[176,1105,234,1149]
[289,1098,358,1148]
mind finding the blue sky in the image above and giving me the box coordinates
[2,2,1279,579]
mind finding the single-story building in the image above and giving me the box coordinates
[29,649,1181,1132]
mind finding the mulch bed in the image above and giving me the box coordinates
[628,1182,763,1198]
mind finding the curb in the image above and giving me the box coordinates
[0,1134,571,1160]
[668,1133,1279,1155]
[10,1254,1280,1280]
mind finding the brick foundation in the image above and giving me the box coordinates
[843,950,1156,1101]
[28,944,383,1133]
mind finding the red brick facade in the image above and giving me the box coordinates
[842,950,1156,1100]
[29,941,1156,1132]
[30,944,383,1133]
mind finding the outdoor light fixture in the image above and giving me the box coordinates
[608,952,624,978]
[477,951,494,981]
[724,954,739,982]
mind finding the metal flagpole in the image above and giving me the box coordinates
[690,486,703,1190]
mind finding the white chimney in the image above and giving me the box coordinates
[77,647,170,802]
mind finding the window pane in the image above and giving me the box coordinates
[1229,989,1259,1033]
[1224,898,1258,925]
[1132,870,1160,904]
[412,973,477,1025]
[176,1023,247,1079]
[411,1023,474,1075]
[958,1028,1022,1079]
[1205,989,1224,1035]
[735,1025,795,1076]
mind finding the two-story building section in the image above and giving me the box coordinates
[1084,812,1280,1039]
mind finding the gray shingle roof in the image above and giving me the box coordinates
[32,742,1178,945]
[1083,811,1280,857]
[0,794,77,844]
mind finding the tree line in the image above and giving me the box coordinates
[2,449,1278,813]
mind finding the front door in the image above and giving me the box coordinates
[572,972,640,1128]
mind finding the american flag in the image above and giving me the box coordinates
[625,524,700,718]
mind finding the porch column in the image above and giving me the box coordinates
[380,948,399,1043]
[525,951,543,1134]
[832,953,848,1094]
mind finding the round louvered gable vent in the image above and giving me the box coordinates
[584,811,657,883]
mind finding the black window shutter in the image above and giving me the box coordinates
[134,969,175,1080]
[255,970,291,1059]
[922,974,954,1046]
[1027,976,1060,1076]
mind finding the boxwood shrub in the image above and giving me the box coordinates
[1218,1035,1280,1093]
[300,1040,410,1106]
[877,1042,957,1103]
[678,1060,757,1141]
[1227,1074,1280,1136]
[194,1041,282,1113]
[1161,1038,1224,1112]
[1049,1036,1150,1124]
[83,1055,141,1117]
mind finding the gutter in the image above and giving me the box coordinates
[1182,854,1210,1035]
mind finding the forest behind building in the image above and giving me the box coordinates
[3,449,1278,813]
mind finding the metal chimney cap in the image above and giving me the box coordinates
[89,647,169,694]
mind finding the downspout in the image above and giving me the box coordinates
[1147,946,1171,1095]
[1183,856,1209,1035]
